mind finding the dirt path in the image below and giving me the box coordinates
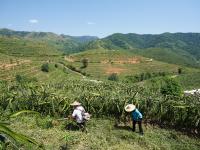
[58,62,85,78]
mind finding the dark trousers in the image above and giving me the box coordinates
[77,122,87,132]
[132,119,143,134]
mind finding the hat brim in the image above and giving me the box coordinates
[70,101,81,106]
[125,104,136,112]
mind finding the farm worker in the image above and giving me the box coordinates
[70,101,87,132]
[125,104,144,135]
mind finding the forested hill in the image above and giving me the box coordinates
[83,33,200,67]
[1,28,200,67]
[0,28,98,54]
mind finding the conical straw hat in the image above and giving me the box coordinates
[70,101,81,106]
[124,104,136,112]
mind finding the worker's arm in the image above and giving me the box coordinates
[137,110,143,120]
[71,110,77,119]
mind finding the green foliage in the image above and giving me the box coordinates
[10,110,40,118]
[178,67,182,74]
[0,111,43,149]
[41,63,49,72]
[108,73,118,81]
[55,63,58,68]
[81,58,89,68]
[160,77,183,96]
[66,64,87,76]
[0,78,200,135]
[0,123,38,145]
[16,74,37,84]
[36,116,53,129]
[124,71,167,83]
[59,133,78,149]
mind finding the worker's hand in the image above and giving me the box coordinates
[68,115,74,120]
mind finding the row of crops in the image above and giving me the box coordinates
[0,78,200,135]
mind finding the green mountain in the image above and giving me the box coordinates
[1,29,200,67]
[83,33,200,67]
[0,28,98,54]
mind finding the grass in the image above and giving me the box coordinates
[9,116,200,150]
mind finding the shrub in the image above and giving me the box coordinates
[140,73,145,81]
[161,77,182,96]
[16,74,25,83]
[178,68,182,74]
[41,63,49,72]
[81,72,86,76]
[81,58,89,68]
[145,72,152,79]
[158,71,166,76]
[124,75,137,83]
[55,64,58,68]
[108,73,118,81]
[66,64,87,76]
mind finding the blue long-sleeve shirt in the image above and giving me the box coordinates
[131,109,142,121]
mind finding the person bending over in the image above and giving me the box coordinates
[125,104,143,135]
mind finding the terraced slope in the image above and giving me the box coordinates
[65,49,197,80]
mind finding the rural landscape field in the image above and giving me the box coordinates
[1,0,200,150]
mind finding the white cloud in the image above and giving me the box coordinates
[29,19,39,24]
[87,22,96,25]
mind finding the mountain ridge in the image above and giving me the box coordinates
[81,32,200,67]
[1,28,200,67]
[0,28,98,54]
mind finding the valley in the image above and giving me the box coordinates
[0,29,200,149]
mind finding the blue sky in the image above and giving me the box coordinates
[0,0,199,37]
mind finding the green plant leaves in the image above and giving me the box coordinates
[9,110,40,118]
[0,123,40,146]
